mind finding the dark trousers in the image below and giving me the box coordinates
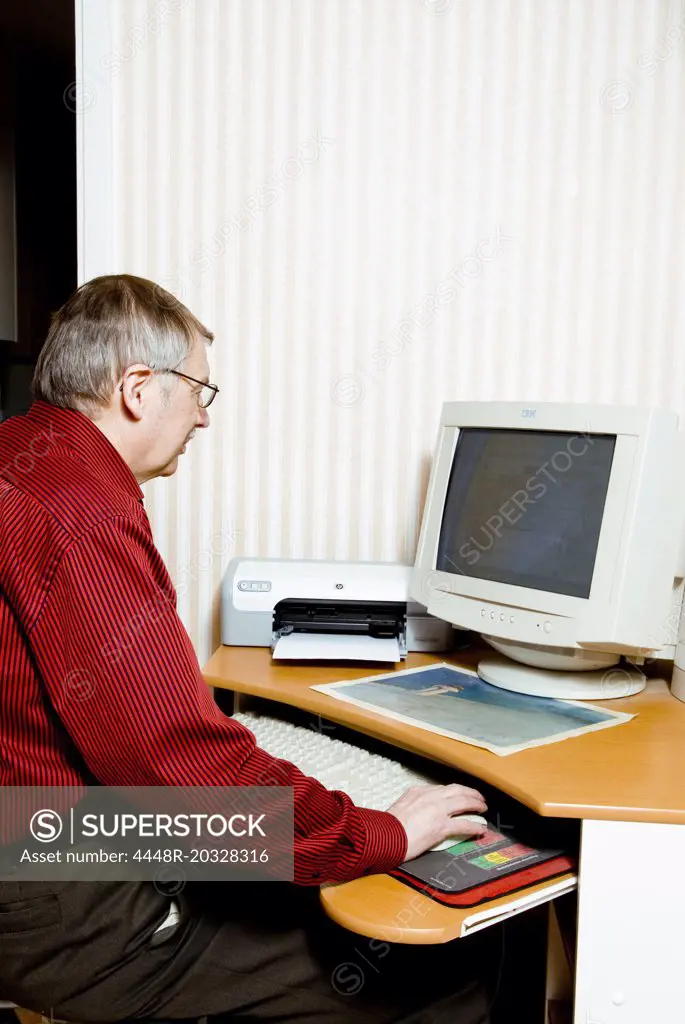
[0,880,495,1023]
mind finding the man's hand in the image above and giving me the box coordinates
[387,784,488,861]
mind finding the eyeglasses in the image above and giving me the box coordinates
[120,369,220,408]
[167,370,220,409]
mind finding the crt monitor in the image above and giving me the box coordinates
[411,402,685,699]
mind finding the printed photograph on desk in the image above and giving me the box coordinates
[311,663,634,755]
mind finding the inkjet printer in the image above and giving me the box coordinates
[221,558,453,661]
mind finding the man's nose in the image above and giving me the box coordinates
[197,406,210,429]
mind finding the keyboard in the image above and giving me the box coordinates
[232,710,486,851]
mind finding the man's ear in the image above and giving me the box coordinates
[119,364,156,420]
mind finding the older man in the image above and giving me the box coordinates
[0,275,493,1023]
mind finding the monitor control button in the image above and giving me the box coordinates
[490,611,496,620]
[543,620,553,634]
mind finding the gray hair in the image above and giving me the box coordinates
[33,274,214,414]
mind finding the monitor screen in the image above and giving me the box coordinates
[436,428,616,599]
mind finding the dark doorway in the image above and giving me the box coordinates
[0,0,77,419]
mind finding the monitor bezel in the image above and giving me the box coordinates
[412,401,684,653]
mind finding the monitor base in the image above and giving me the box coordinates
[477,654,646,700]
[481,634,620,672]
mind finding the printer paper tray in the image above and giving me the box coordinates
[273,633,402,662]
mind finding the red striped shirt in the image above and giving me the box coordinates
[0,401,407,882]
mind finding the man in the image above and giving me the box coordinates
[0,275,493,1023]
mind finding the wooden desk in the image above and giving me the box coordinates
[204,646,685,824]
[204,646,685,1024]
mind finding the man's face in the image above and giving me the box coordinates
[152,338,212,479]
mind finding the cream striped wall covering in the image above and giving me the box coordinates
[85,0,685,662]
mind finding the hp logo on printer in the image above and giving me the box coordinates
[335,583,344,590]
[521,408,536,419]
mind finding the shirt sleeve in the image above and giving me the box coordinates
[29,514,408,884]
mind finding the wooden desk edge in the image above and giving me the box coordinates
[319,871,578,944]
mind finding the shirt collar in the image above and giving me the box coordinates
[27,401,144,503]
